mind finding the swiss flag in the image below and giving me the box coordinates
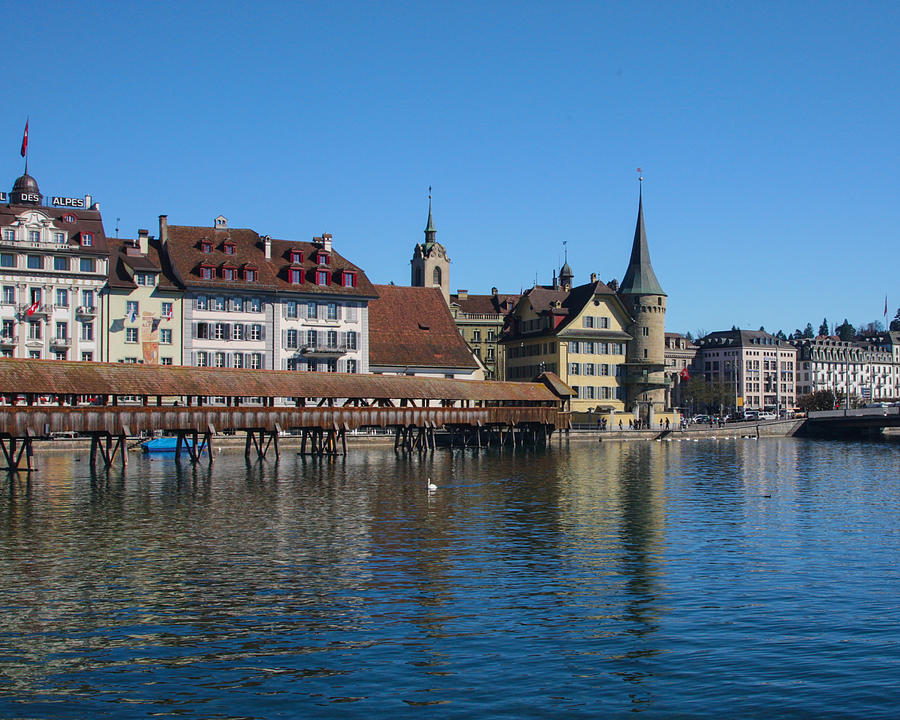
[679,367,690,381]
[26,299,39,316]
[20,120,28,158]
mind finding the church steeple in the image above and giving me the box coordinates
[424,187,436,247]
[619,184,665,296]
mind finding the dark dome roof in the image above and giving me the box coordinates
[12,173,39,194]
[560,261,573,277]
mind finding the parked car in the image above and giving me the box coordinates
[743,410,759,421]
[692,415,710,424]
[759,411,777,420]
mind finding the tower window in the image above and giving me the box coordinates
[432,266,442,286]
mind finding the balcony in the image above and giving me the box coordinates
[49,335,72,348]
[18,303,51,318]
[0,335,16,347]
[302,343,350,357]
[76,305,98,317]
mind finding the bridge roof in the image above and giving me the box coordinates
[0,359,562,403]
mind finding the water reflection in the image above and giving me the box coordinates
[1,439,899,717]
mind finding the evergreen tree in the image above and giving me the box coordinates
[818,318,829,336]
[891,309,900,332]
[802,323,814,338]
[775,330,787,340]
[835,319,855,341]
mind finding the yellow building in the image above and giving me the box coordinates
[503,273,633,421]
[102,233,182,365]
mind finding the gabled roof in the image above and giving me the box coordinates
[450,292,521,316]
[369,285,479,371]
[161,223,377,298]
[619,193,665,296]
[107,237,179,291]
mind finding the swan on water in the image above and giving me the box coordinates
[427,477,437,491]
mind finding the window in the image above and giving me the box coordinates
[569,362,580,375]
[473,330,481,342]
[642,326,649,337]
[196,295,208,310]
[30,288,41,305]
[81,352,93,362]
[583,341,594,354]
[317,252,329,265]
[327,330,338,348]
[53,232,65,244]
[54,256,69,271]
[135,272,155,286]
[250,324,262,341]
[196,322,209,339]
[161,357,173,365]
[286,301,298,318]
[200,241,212,253]
[0,254,15,268]
[433,267,441,285]
[2,286,14,304]
[342,271,357,287]
[345,304,358,322]
[327,302,338,320]
[125,328,138,343]
[233,353,244,369]
[80,257,96,273]
[27,255,43,269]
[249,353,261,369]
[161,301,173,319]
[214,352,226,368]
[598,316,609,329]
[306,360,318,372]
[28,321,41,340]
[223,242,236,255]
[29,350,41,360]
[306,301,317,319]
[82,290,94,308]
[231,297,243,312]
[290,250,303,263]
[250,298,261,312]
[244,268,257,282]
[222,266,236,281]
[63,214,76,224]
[568,341,579,353]
[214,296,225,311]
[325,358,337,372]
[316,270,329,285]
[307,329,317,346]
[286,329,298,348]
[346,331,358,350]
[126,301,138,318]
[346,358,358,373]
[214,323,227,340]
[232,324,244,340]
[2,229,14,242]
[1,319,14,338]
[29,230,41,243]
[200,265,213,280]
[160,329,172,344]
[289,268,303,284]
[583,316,594,328]
[81,232,93,247]
[55,322,68,340]
[197,351,208,367]
[488,330,496,342]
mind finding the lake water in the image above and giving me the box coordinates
[1,436,899,718]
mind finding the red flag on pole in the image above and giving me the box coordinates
[20,120,28,158]
[885,295,889,318]
[679,367,690,381]
[26,299,39,316]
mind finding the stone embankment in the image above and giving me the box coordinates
[579,418,805,442]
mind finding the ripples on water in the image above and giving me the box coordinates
[1,437,899,718]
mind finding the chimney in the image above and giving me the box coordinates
[138,229,149,255]
[590,272,597,283]
[322,232,333,253]
[159,215,168,246]
[457,289,468,300]
[263,235,271,260]
[84,194,93,209]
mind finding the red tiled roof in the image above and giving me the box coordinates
[107,237,179,290]
[0,202,109,255]
[450,292,520,316]
[369,285,479,371]
[161,224,377,298]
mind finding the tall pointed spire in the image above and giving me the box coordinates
[619,184,665,296]
[424,186,436,247]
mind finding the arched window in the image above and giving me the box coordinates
[432,266,442,286]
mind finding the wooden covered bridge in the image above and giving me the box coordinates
[0,358,573,470]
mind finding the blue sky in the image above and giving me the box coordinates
[3,1,898,336]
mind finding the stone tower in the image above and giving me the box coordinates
[410,191,450,304]
[618,186,667,423]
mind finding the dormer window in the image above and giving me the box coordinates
[222,264,237,281]
[316,269,329,286]
[341,270,357,288]
[199,262,214,280]
[200,240,212,253]
[290,250,303,264]
[243,266,258,282]
[316,252,329,265]
[81,232,93,247]
[289,268,303,284]
[62,214,76,224]
[223,241,236,255]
